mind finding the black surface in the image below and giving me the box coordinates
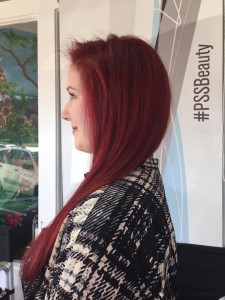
[177,243,225,300]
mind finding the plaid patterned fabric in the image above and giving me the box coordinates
[24,158,178,299]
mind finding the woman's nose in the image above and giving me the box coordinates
[61,104,70,121]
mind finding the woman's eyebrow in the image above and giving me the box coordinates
[66,85,77,91]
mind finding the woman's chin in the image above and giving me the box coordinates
[74,141,90,153]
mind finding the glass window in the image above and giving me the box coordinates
[0,22,38,259]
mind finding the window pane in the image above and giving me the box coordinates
[0,21,38,259]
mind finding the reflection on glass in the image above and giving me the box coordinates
[0,22,38,259]
[0,147,38,195]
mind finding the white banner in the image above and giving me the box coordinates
[154,0,223,246]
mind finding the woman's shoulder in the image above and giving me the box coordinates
[80,158,165,230]
[110,157,163,201]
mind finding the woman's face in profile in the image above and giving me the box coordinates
[62,67,91,153]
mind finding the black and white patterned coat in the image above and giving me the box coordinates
[24,158,178,299]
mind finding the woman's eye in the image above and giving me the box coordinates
[69,92,77,99]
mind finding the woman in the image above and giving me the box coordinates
[21,34,177,299]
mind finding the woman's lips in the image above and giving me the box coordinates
[72,127,78,134]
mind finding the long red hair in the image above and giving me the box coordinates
[21,34,171,283]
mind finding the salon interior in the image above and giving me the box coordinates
[0,0,225,299]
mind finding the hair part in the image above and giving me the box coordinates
[21,34,171,283]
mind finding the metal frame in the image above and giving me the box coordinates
[54,8,63,214]
[0,262,15,300]
[223,0,225,248]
